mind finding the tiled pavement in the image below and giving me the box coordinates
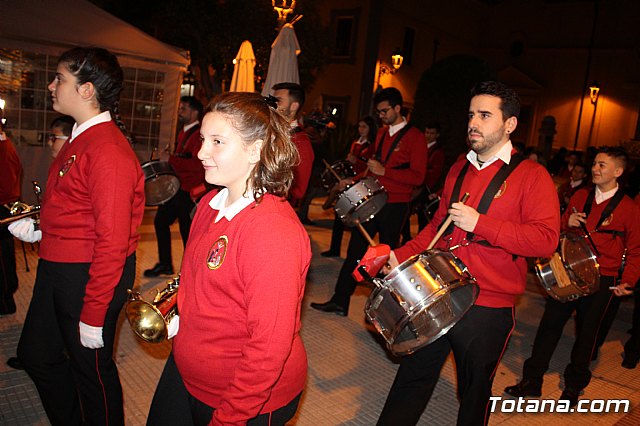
[1,198,639,425]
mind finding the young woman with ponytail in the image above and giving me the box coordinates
[8,46,145,425]
[147,92,311,425]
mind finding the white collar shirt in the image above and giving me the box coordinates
[595,184,619,205]
[70,111,112,143]
[209,188,256,222]
[388,118,407,136]
[466,141,513,171]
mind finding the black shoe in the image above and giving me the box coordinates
[143,263,174,278]
[559,388,580,408]
[300,218,316,226]
[6,357,24,370]
[321,250,340,258]
[622,355,639,369]
[504,379,542,398]
[310,301,347,316]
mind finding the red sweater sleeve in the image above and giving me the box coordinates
[289,130,314,206]
[212,212,310,425]
[81,142,144,326]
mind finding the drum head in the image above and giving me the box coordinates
[145,175,181,206]
[390,280,479,356]
[561,233,599,292]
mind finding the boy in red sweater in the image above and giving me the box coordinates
[148,93,311,425]
[505,146,640,407]
[377,81,560,425]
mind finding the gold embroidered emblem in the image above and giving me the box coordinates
[494,181,507,198]
[207,235,228,270]
[58,155,76,177]
[601,214,613,227]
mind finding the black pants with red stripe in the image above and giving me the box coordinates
[17,255,135,426]
[522,276,615,392]
[378,305,515,426]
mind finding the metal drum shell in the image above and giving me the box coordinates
[334,177,388,226]
[535,232,600,302]
[365,249,479,356]
[141,160,180,206]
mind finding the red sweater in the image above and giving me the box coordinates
[39,121,145,326]
[563,188,640,284]
[174,192,311,425]
[289,128,314,206]
[395,157,560,307]
[0,136,22,204]
[370,126,427,203]
[169,124,205,192]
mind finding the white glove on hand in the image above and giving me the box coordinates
[8,218,42,243]
[79,321,104,349]
[167,315,180,339]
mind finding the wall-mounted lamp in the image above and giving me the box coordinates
[181,69,196,97]
[379,49,404,77]
[589,81,600,105]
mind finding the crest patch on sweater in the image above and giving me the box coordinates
[601,214,613,227]
[494,181,507,198]
[58,155,76,177]
[207,235,228,270]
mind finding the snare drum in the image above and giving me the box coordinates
[321,160,356,191]
[365,249,479,356]
[141,160,180,206]
[535,232,599,302]
[334,176,387,226]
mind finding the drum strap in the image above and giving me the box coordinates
[443,154,525,241]
[582,187,625,232]
[375,124,413,165]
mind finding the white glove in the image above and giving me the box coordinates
[79,321,104,349]
[8,218,42,243]
[167,315,180,339]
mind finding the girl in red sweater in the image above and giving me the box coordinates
[148,93,311,425]
[8,47,145,425]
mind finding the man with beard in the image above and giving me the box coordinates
[272,82,314,210]
[377,81,560,425]
[310,87,427,316]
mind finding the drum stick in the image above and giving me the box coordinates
[571,207,600,257]
[355,219,376,246]
[427,193,470,250]
[322,158,343,181]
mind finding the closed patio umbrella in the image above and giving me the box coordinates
[230,40,256,92]
[261,23,301,96]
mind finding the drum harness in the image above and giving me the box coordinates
[374,124,414,170]
[581,187,627,283]
[441,153,525,259]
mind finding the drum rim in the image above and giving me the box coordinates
[389,280,479,355]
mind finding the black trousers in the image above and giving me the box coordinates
[148,353,302,426]
[327,212,346,254]
[154,189,194,268]
[17,255,136,426]
[0,205,19,314]
[378,305,515,426]
[522,276,615,391]
[331,202,409,311]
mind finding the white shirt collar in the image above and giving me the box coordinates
[570,179,583,188]
[209,188,256,222]
[388,118,407,136]
[427,140,438,149]
[595,183,619,205]
[466,141,513,171]
[183,120,199,132]
[70,111,112,143]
